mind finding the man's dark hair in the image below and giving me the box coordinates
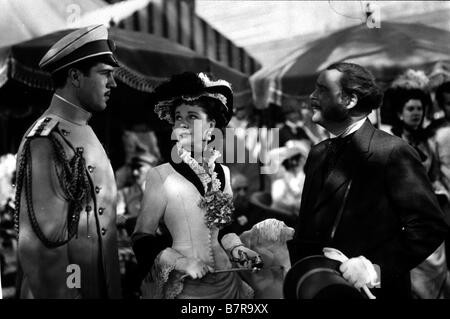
[51,55,116,89]
[326,62,383,115]
[435,81,450,109]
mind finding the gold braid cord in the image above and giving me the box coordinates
[14,133,92,248]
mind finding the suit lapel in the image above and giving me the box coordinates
[312,120,375,211]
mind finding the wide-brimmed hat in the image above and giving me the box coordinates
[153,72,233,128]
[267,140,310,173]
[283,255,365,299]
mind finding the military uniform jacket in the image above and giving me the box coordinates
[288,120,449,299]
[16,95,121,298]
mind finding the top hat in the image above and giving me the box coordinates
[283,255,365,299]
[39,24,119,73]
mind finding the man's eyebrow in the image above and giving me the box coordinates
[98,68,114,73]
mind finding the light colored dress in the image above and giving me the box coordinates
[134,162,253,299]
[271,170,305,216]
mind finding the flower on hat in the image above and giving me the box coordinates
[391,69,429,91]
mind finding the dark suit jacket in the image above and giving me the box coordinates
[288,120,449,299]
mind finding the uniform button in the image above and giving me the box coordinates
[61,129,70,136]
[98,207,104,215]
[95,186,101,194]
[101,228,106,236]
[88,165,95,173]
[44,117,51,122]
[86,205,92,212]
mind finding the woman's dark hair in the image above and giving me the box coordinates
[326,62,383,115]
[153,72,230,130]
[171,97,228,131]
[436,81,450,109]
[51,55,117,89]
[391,88,431,115]
[389,87,432,137]
[281,154,302,171]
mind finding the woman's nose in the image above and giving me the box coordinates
[179,121,189,129]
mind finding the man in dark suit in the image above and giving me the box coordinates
[288,62,449,299]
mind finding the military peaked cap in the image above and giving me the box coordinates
[39,24,119,73]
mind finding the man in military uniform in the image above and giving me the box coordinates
[14,25,122,298]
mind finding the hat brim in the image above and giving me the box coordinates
[283,255,365,299]
[104,53,120,68]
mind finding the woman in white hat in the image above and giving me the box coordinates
[132,72,261,299]
[269,141,309,216]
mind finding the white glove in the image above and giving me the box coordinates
[340,256,379,289]
[323,247,379,299]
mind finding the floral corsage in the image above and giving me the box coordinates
[199,191,234,229]
[177,143,234,229]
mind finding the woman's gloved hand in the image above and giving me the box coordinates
[230,245,264,269]
[175,257,214,279]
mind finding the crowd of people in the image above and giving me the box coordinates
[1,24,450,300]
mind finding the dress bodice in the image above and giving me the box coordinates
[136,163,233,270]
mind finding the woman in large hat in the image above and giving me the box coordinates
[268,141,309,216]
[132,72,261,299]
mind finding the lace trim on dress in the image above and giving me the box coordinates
[152,248,185,299]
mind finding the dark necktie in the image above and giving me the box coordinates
[322,134,353,185]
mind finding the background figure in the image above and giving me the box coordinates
[279,106,315,147]
[0,154,17,298]
[389,86,450,299]
[220,172,261,236]
[115,130,160,190]
[14,25,122,299]
[269,141,309,217]
[117,152,156,235]
[116,152,155,299]
[427,81,450,134]
[429,82,450,192]
[390,88,447,195]
[289,62,448,299]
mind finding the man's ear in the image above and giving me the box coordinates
[209,119,216,129]
[345,93,358,110]
[68,68,81,88]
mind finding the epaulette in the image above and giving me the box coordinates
[26,117,59,138]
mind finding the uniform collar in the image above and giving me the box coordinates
[45,94,92,125]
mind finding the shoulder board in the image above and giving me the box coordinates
[27,117,59,138]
